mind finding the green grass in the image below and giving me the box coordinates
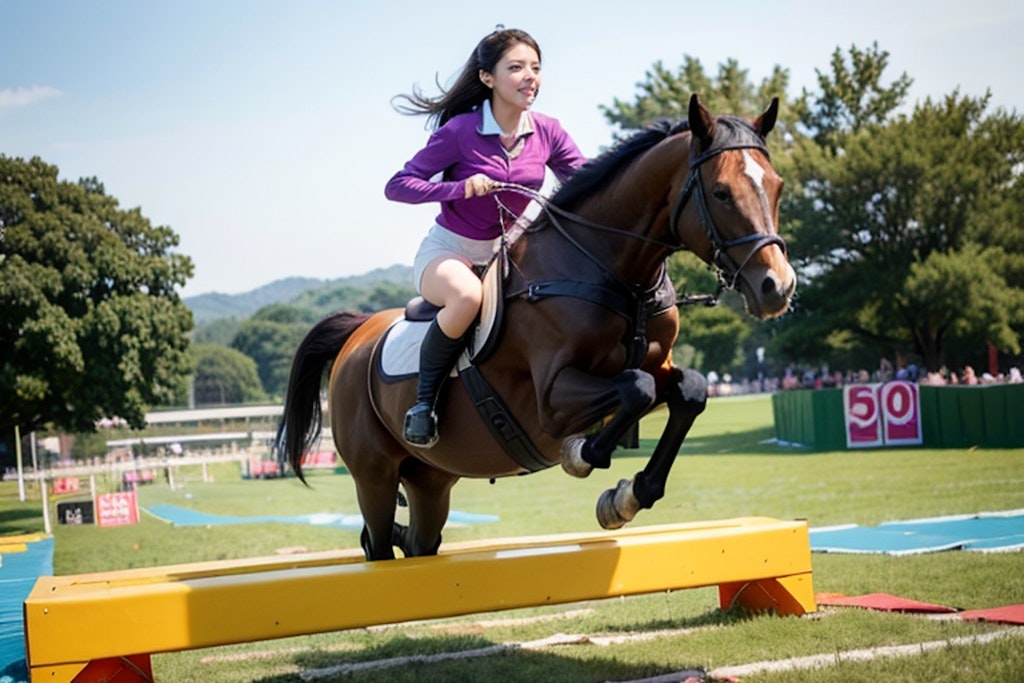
[3,393,1024,682]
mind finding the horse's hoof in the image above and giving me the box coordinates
[596,478,640,530]
[560,434,592,478]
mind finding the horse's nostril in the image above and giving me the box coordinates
[761,276,777,295]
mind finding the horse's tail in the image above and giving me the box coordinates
[275,310,372,484]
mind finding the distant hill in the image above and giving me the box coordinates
[185,264,413,324]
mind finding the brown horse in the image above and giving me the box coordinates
[276,95,796,561]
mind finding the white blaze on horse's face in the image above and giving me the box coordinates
[741,150,775,232]
[727,148,795,319]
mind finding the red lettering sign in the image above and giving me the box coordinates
[95,491,140,527]
[844,384,883,448]
[843,381,922,449]
[52,477,81,495]
[880,381,923,445]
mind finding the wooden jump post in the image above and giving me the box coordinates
[23,516,816,682]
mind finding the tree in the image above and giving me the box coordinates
[290,280,417,319]
[783,82,1024,372]
[193,317,242,346]
[666,253,744,373]
[898,245,1023,371]
[793,42,913,150]
[677,304,751,374]
[360,281,418,313]
[231,304,315,399]
[596,43,1024,376]
[600,56,792,137]
[0,156,194,435]
[191,344,268,406]
[222,282,418,400]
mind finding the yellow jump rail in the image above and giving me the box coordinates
[24,516,815,682]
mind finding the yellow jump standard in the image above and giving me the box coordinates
[24,516,815,682]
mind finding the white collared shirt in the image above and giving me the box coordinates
[478,99,534,139]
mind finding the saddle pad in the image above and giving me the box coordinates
[380,258,505,381]
[378,319,429,381]
[377,318,487,382]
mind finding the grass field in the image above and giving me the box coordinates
[3,393,1024,682]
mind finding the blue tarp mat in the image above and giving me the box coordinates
[1,536,53,683]
[144,504,499,529]
[810,510,1024,555]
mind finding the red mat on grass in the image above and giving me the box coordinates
[817,592,955,613]
[817,593,1024,625]
[956,604,1024,625]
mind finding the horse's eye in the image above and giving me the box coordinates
[712,185,732,203]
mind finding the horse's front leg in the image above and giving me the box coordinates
[545,367,657,477]
[596,366,708,529]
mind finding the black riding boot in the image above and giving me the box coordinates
[403,320,465,448]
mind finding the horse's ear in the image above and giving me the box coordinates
[688,93,715,149]
[754,97,779,137]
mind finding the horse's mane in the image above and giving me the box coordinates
[551,119,691,212]
[549,114,767,214]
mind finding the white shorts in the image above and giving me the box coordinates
[412,224,500,293]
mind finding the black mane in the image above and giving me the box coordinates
[551,119,691,212]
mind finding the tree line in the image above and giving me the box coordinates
[604,43,1024,381]
[2,42,1022,443]
[191,284,415,406]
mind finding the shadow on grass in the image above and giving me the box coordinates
[0,508,45,535]
[252,638,704,683]
[249,608,749,683]
[599,604,755,634]
[623,426,811,458]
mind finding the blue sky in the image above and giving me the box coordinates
[3,0,1022,297]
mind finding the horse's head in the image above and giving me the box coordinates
[671,94,796,319]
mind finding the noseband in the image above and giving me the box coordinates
[668,133,788,290]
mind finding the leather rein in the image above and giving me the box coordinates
[496,126,787,305]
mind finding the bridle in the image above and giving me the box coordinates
[493,118,787,307]
[668,132,788,291]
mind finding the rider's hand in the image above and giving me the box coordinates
[464,173,496,199]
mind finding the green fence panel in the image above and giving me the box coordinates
[773,390,812,447]
[980,383,1024,448]
[772,390,802,446]
[772,390,795,444]
[934,387,967,448]
[980,384,1010,448]
[774,384,1024,450]
[1010,386,1024,446]
[771,392,787,443]
[771,389,845,450]
[958,388,990,447]
[812,389,846,451]
[918,386,943,448]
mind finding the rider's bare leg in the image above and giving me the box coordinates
[403,258,482,447]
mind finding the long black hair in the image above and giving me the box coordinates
[391,28,541,130]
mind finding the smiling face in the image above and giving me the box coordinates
[479,42,541,118]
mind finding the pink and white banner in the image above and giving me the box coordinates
[843,381,922,449]
[95,490,140,527]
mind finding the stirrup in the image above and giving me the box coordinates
[403,402,439,448]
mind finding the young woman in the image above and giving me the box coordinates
[386,27,586,447]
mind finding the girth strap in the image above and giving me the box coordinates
[512,278,649,369]
[518,279,639,317]
[458,361,554,473]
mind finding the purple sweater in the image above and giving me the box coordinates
[385,109,586,240]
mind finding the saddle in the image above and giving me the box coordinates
[376,257,505,382]
[373,254,675,472]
